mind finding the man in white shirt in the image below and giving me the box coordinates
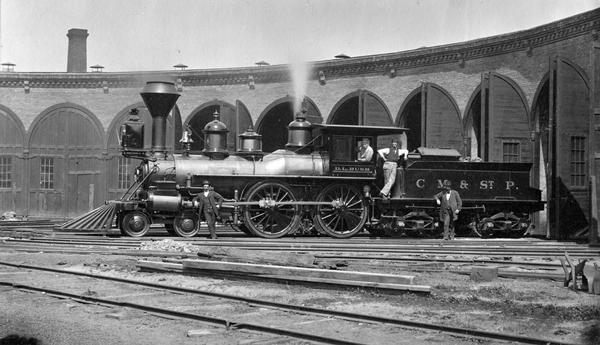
[377,139,408,198]
[357,138,373,162]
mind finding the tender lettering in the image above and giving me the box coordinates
[416,179,425,189]
[480,180,495,190]
[506,180,515,190]
[459,180,469,190]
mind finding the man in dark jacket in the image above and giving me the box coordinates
[194,180,224,239]
[434,181,462,240]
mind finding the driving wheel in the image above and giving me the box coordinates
[243,182,300,238]
[314,184,367,238]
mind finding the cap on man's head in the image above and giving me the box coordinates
[391,138,399,143]
[202,180,211,186]
[361,138,370,143]
[443,180,452,188]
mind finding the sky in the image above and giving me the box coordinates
[1,0,599,72]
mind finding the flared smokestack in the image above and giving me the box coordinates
[140,81,180,156]
[67,28,88,73]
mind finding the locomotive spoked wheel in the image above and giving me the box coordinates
[243,182,301,238]
[314,184,367,238]
[120,211,151,237]
[173,212,200,237]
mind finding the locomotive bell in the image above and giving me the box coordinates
[202,110,229,159]
[140,81,180,156]
[238,125,263,153]
[120,108,144,151]
[285,107,312,153]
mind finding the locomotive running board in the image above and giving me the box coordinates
[55,201,117,232]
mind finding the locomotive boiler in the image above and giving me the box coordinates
[60,81,545,239]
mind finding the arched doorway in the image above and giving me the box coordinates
[0,105,26,215]
[256,97,322,153]
[28,104,105,218]
[463,73,530,162]
[397,83,463,153]
[328,90,392,126]
[533,58,591,239]
[185,100,253,153]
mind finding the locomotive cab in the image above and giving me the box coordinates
[312,124,407,178]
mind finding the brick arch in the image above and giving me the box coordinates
[27,103,106,218]
[0,104,26,145]
[186,100,239,152]
[0,104,27,215]
[328,90,392,126]
[463,72,531,162]
[256,96,294,153]
[396,87,422,127]
[397,83,462,152]
[530,73,549,129]
[28,102,104,148]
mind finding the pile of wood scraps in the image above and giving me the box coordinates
[136,247,431,293]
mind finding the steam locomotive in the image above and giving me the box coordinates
[61,81,544,238]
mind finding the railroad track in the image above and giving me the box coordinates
[0,261,577,345]
[2,234,597,257]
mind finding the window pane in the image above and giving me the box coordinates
[0,156,11,188]
[40,157,54,189]
[570,136,586,187]
[118,157,132,189]
[502,142,520,163]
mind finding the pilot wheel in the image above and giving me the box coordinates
[120,211,151,237]
[173,212,200,237]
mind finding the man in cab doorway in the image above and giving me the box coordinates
[377,138,408,198]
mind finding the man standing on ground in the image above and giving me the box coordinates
[434,181,462,240]
[194,180,224,239]
[377,139,408,198]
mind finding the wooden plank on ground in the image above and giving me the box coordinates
[196,247,316,268]
[181,259,415,285]
[260,274,431,293]
[137,261,184,273]
[136,260,428,292]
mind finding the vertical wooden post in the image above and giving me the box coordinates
[420,83,427,147]
[590,40,600,244]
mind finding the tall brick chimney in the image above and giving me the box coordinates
[66,28,88,73]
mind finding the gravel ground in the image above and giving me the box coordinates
[0,245,599,345]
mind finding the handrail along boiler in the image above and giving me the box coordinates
[84,81,544,238]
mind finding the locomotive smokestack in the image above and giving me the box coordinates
[140,81,180,156]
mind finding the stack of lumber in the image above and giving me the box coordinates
[137,257,430,293]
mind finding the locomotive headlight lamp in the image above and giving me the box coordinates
[397,221,405,227]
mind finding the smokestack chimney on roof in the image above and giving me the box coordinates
[67,28,88,73]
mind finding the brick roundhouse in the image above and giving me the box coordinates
[0,10,598,241]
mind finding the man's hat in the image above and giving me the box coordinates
[202,180,211,186]
[391,138,399,143]
[443,180,452,187]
